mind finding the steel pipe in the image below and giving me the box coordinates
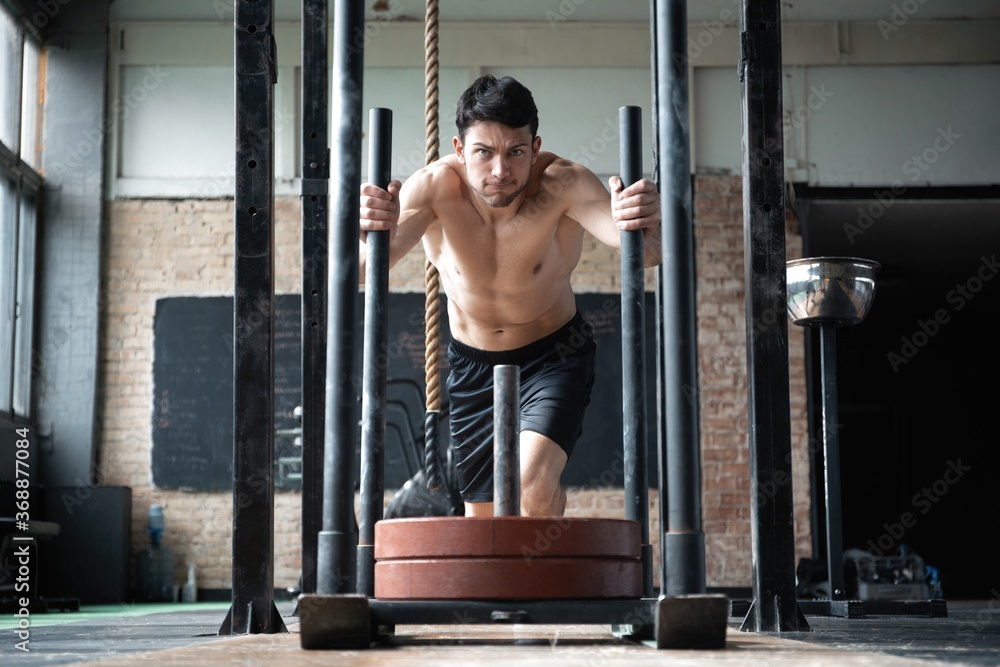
[493,365,520,517]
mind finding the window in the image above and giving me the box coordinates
[0,176,14,412]
[20,39,39,170]
[0,6,43,421]
[0,11,19,148]
[12,193,36,416]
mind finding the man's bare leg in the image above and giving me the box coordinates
[519,430,568,516]
[464,500,493,517]
[463,430,568,517]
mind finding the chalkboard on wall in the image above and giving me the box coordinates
[152,295,304,490]
[151,293,659,492]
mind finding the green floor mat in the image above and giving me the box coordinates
[0,601,235,629]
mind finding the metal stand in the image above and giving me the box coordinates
[301,597,729,650]
[784,257,946,619]
[357,108,393,598]
[652,0,709,601]
[299,0,330,600]
[317,0,364,597]
[737,0,808,634]
[221,0,286,635]
[619,105,653,599]
[297,101,728,650]
[298,0,728,650]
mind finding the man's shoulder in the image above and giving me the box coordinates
[533,151,600,194]
[536,151,592,179]
[402,156,464,199]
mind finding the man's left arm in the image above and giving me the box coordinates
[566,166,662,268]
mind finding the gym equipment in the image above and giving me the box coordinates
[373,516,642,601]
[492,365,520,517]
[787,256,879,611]
[653,0,708,601]
[357,107,394,598]
[299,0,727,648]
[737,0,807,634]
[298,97,728,649]
[316,0,365,598]
[785,258,945,619]
[374,363,643,601]
[222,0,285,635]
[421,0,446,496]
[299,0,330,597]
[619,105,653,598]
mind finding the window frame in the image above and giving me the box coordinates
[0,4,43,424]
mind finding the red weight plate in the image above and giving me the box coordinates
[375,557,642,600]
[374,517,640,560]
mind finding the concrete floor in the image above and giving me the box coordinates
[1,598,998,666]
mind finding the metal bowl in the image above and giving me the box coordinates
[786,257,880,327]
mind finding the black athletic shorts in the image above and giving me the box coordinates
[446,311,597,503]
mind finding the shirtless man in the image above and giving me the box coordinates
[359,75,660,517]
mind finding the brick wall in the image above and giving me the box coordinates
[692,175,810,586]
[97,175,809,594]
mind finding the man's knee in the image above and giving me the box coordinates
[517,431,569,516]
[519,469,563,516]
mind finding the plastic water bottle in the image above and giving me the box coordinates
[136,504,175,602]
[182,563,197,603]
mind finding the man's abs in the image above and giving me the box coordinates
[443,280,578,351]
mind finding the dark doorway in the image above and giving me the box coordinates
[793,187,1000,600]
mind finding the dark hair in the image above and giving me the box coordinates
[455,75,538,140]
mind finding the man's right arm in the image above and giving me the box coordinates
[358,169,436,281]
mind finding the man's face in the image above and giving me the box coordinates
[454,121,540,208]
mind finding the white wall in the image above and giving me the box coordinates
[359,68,472,180]
[803,65,1000,187]
[105,20,1000,198]
[693,63,1000,186]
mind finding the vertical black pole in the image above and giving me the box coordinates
[738,0,808,632]
[819,326,846,600]
[299,0,329,598]
[318,0,364,596]
[493,365,520,517]
[618,106,653,599]
[357,108,393,598]
[222,0,286,635]
[649,0,670,599]
[653,0,707,598]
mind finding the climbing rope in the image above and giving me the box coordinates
[423,0,444,491]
